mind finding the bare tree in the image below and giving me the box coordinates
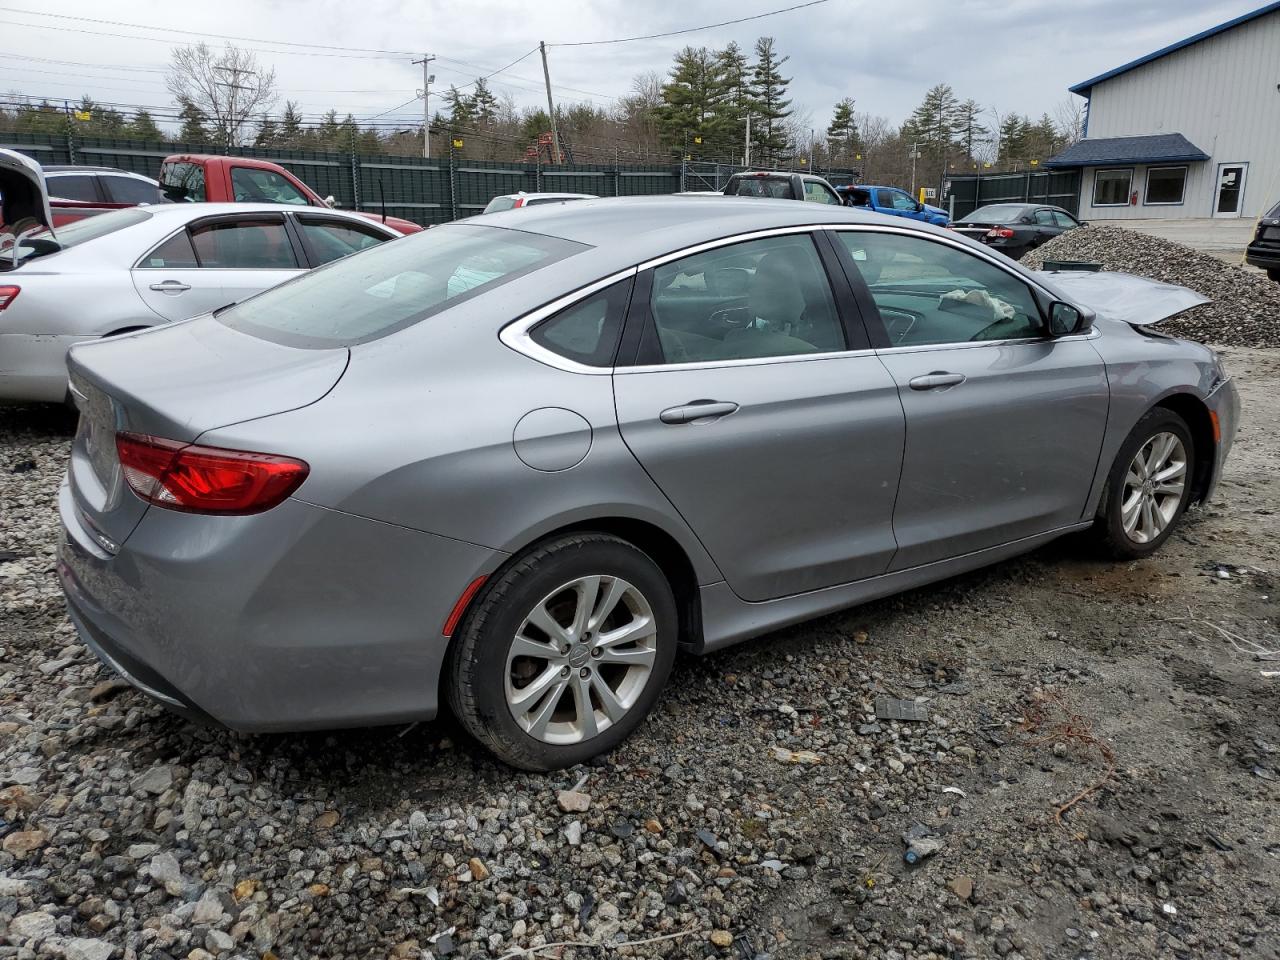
[1054,96,1086,145]
[167,43,277,148]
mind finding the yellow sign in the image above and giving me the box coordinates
[452,138,464,149]
[73,110,91,121]
[1030,159,1039,166]
[799,157,807,165]
[855,154,862,160]
[693,135,702,145]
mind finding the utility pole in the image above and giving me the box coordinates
[213,64,254,148]
[910,141,919,194]
[539,41,562,164]
[744,112,752,167]
[413,54,436,160]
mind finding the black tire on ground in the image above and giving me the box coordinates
[445,533,678,771]
[1267,268,1280,283]
[1092,407,1195,560]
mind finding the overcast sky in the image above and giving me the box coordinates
[0,0,1265,134]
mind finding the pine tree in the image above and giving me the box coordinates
[709,41,750,158]
[826,97,858,164]
[255,116,279,148]
[128,110,164,141]
[904,84,962,156]
[176,97,211,144]
[445,86,475,130]
[1026,113,1060,162]
[655,46,724,154]
[471,79,498,126]
[316,110,342,150]
[748,37,792,164]
[954,99,989,163]
[279,101,304,148]
[997,113,1033,164]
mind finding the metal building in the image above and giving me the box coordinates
[1047,1,1280,220]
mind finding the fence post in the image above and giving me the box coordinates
[680,157,686,193]
[1023,171,1031,203]
[349,129,361,211]
[535,153,542,192]
[614,146,620,197]
[448,137,458,221]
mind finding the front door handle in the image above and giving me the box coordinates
[908,372,966,391]
[659,399,739,424]
[149,280,191,294]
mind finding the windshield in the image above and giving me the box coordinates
[962,205,1028,224]
[218,223,587,348]
[1,207,152,266]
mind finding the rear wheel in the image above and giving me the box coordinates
[446,533,677,771]
[1094,408,1195,559]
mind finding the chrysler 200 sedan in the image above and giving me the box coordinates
[55,196,1238,770]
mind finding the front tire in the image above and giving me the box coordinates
[446,533,678,771]
[1267,268,1280,283]
[1094,408,1195,559]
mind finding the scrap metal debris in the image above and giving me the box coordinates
[876,696,929,722]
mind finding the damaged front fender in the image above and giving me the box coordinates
[1034,270,1209,328]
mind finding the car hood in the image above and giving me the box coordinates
[923,203,948,218]
[0,148,55,239]
[1036,270,1209,327]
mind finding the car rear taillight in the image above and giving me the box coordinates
[116,432,308,515]
[0,286,19,311]
[513,197,526,208]
[987,227,1015,239]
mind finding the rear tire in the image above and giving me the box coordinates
[1267,268,1280,283]
[1093,408,1195,560]
[446,533,677,771]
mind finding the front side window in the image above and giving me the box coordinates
[190,219,300,270]
[1052,210,1079,229]
[836,231,1044,346]
[889,190,919,212]
[46,174,98,203]
[297,218,389,266]
[230,167,310,205]
[803,180,840,204]
[1145,166,1187,205]
[645,233,844,363]
[104,175,162,205]
[1093,168,1132,206]
[159,162,206,202]
[529,279,632,367]
[219,223,585,347]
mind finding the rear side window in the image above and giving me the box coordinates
[191,219,299,269]
[159,162,206,202]
[219,223,586,347]
[1033,209,1055,225]
[529,279,632,367]
[103,175,162,205]
[47,174,98,202]
[142,231,199,268]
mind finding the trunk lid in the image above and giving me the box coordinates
[0,148,55,239]
[66,317,348,549]
[1035,270,1209,327]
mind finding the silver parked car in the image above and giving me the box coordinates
[56,195,1238,770]
[0,149,400,403]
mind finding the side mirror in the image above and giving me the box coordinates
[1048,301,1093,336]
[915,201,924,212]
[323,195,336,208]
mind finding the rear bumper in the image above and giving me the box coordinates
[1245,243,1280,271]
[0,333,85,403]
[1203,376,1240,502]
[58,480,504,732]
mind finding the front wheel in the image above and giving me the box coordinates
[446,533,678,771]
[1093,408,1195,559]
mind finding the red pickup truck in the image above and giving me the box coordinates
[158,154,423,235]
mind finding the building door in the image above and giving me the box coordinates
[1214,163,1248,217]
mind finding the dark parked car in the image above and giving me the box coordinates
[1245,199,1280,282]
[44,165,166,226]
[951,203,1082,260]
[722,171,843,205]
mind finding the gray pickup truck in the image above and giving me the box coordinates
[721,171,844,205]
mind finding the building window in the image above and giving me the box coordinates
[1092,168,1133,207]
[1144,166,1187,205]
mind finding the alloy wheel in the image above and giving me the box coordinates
[504,575,658,744]
[1120,431,1188,544]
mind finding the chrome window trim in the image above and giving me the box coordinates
[498,267,640,375]
[501,221,1098,375]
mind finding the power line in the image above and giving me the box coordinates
[549,0,831,46]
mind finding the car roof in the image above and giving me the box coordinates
[476,195,933,264]
[498,192,595,200]
[44,165,137,175]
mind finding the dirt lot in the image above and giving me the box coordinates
[1,348,1278,960]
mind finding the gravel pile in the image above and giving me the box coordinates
[3,371,1280,960]
[1024,224,1280,347]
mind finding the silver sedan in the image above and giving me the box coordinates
[57,196,1238,770]
[1,151,401,403]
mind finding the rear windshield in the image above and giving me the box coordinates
[1268,200,1280,219]
[730,177,794,199]
[2,207,152,266]
[962,205,1028,224]
[484,196,519,213]
[218,223,587,348]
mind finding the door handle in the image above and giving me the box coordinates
[149,280,191,294]
[659,399,739,424]
[908,372,966,391]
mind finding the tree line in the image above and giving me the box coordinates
[0,40,1084,186]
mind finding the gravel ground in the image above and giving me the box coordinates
[1025,225,1280,348]
[2,348,1279,960]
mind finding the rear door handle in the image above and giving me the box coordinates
[908,372,966,391]
[659,400,739,424]
[149,280,191,294]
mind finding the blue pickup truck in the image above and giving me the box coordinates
[838,185,950,226]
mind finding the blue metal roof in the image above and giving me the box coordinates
[1069,1,1280,95]
[1045,133,1210,168]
